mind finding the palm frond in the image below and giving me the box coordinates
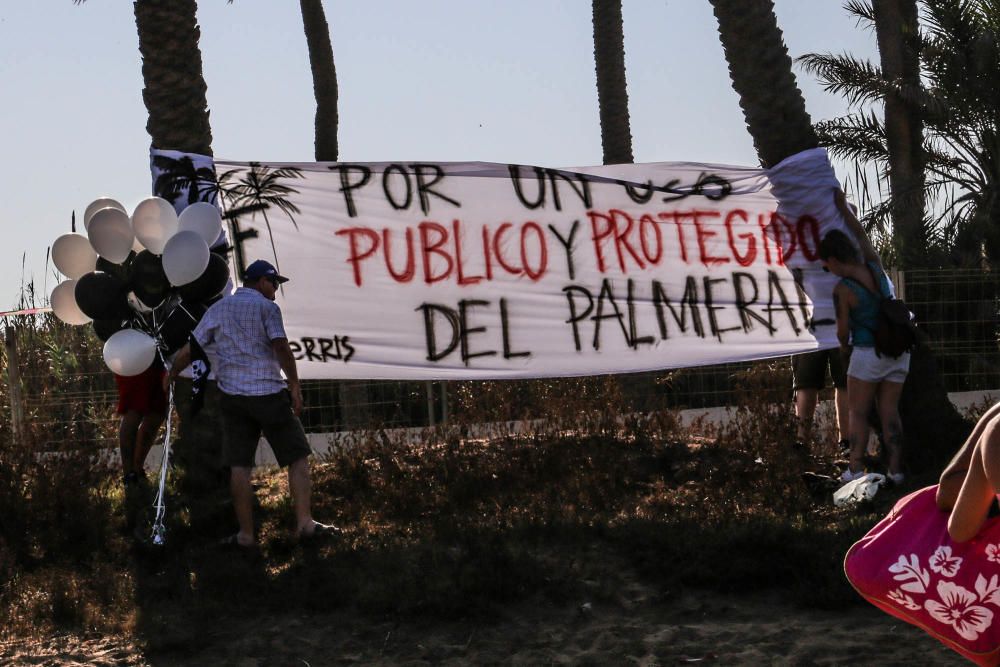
[814,111,889,164]
[797,52,885,108]
[844,0,876,28]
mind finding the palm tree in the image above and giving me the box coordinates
[800,0,1000,267]
[129,1,227,512]
[872,0,926,269]
[592,0,633,165]
[71,0,225,537]
[708,0,818,168]
[709,0,967,471]
[133,0,213,156]
[300,0,339,162]
[293,0,373,428]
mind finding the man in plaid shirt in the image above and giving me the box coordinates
[166,259,335,548]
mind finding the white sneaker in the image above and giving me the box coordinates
[840,468,867,483]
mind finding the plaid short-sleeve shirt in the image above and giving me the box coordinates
[193,287,288,396]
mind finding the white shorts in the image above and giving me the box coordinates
[848,346,910,383]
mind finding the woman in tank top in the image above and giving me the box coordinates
[819,191,910,485]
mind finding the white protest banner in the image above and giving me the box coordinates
[204,148,846,380]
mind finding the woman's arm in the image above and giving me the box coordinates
[948,441,997,542]
[938,402,1000,510]
[834,188,882,268]
[948,415,1000,541]
[834,283,852,349]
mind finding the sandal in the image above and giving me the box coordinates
[298,522,341,543]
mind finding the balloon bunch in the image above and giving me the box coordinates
[50,197,230,376]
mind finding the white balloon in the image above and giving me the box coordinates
[88,207,135,264]
[51,233,98,280]
[132,197,179,255]
[51,280,91,325]
[103,329,157,377]
[83,198,126,230]
[162,231,210,286]
[178,202,223,247]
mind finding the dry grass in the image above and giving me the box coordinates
[0,307,953,650]
[0,360,937,653]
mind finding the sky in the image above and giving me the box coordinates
[0,0,878,311]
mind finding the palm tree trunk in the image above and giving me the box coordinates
[591,0,633,165]
[133,0,225,506]
[708,0,817,168]
[873,0,926,269]
[133,0,213,155]
[296,0,366,427]
[299,0,339,162]
[872,0,967,472]
[710,0,968,472]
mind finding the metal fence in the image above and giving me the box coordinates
[5,266,1000,450]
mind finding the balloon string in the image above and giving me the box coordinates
[151,363,174,545]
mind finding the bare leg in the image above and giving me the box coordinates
[134,411,164,474]
[288,456,315,535]
[938,403,1000,510]
[876,381,905,477]
[847,376,878,474]
[795,388,819,443]
[834,387,849,443]
[230,466,256,546]
[119,411,142,477]
[949,418,1000,542]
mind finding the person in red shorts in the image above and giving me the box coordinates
[114,357,167,488]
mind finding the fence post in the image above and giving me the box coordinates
[5,326,24,445]
[439,382,448,424]
[888,268,906,301]
[425,380,436,427]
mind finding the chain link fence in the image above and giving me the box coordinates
[5,266,1000,451]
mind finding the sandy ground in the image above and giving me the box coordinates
[1,588,965,666]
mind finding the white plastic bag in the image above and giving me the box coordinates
[833,473,886,507]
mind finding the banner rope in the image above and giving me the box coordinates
[0,306,52,318]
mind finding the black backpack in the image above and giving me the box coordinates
[854,266,920,359]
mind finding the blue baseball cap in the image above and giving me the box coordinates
[244,259,289,283]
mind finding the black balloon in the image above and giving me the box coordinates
[130,250,170,308]
[75,271,129,320]
[159,301,207,353]
[92,318,126,342]
[96,251,136,284]
[178,253,230,302]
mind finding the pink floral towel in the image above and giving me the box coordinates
[846,485,1000,666]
